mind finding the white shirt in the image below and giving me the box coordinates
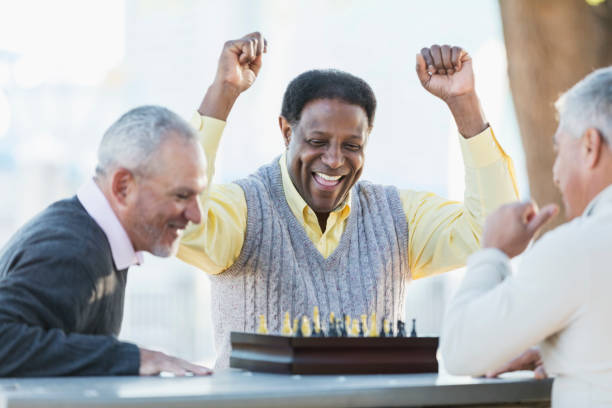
[441,184,612,408]
[77,179,144,270]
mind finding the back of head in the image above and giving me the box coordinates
[280,69,377,129]
[96,105,196,178]
[555,66,612,144]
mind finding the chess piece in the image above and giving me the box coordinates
[257,314,268,334]
[295,321,304,337]
[328,317,338,337]
[328,312,338,336]
[301,316,312,337]
[281,311,293,336]
[292,318,299,336]
[360,314,368,337]
[397,320,406,337]
[351,319,360,337]
[369,312,379,337]
[389,320,394,337]
[313,306,323,337]
[344,314,351,335]
[410,318,417,338]
[337,317,347,337]
[380,318,390,337]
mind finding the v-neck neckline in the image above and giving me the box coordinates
[270,159,358,266]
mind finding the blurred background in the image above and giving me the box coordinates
[0,0,608,366]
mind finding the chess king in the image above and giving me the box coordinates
[177,32,518,367]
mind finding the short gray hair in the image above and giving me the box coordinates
[96,105,196,177]
[555,66,612,145]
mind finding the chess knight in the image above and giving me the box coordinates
[177,32,519,367]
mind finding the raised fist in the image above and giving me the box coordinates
[416,44,474,102]
[213,32,268,94]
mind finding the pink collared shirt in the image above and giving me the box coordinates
[77,179,144,270]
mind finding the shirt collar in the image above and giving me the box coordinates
[77,178,144,270]
[583,183,612,217]
[279,153,352,223]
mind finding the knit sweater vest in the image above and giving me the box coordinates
[210,158,410,367]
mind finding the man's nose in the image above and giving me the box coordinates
[321,144,344,169]
[184,197,202,224]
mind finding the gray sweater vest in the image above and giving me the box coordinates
[210,158,410,367]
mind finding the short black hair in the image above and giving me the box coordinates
[280,69,377,129]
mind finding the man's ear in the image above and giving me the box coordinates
[582,128,604,169]
[279,116,292,148]
[110,168,136,207]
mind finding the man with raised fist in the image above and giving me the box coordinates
[178,32,518,367]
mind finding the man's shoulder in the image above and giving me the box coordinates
[24,196,103,241]
[0,197,111,271]
[354,180,401,202]
[524,214,602,272]
[231,157,281,195]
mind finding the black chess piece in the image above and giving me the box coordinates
[410,318,417,338]
[396,320,406,337]
[389,320,394,337]
[340,315,348,337]
[358,321,365,337]
[296,321,304,338]
[379,318,386,337]
[328,319,338,337]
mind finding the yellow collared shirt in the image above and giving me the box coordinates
[178,114,519,279]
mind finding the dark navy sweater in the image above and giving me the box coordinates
[0,197,140,376]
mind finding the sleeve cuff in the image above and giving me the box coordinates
[110,341,140,375]
[459,127,509,168]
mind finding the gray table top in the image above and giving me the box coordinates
[0,369,552,408]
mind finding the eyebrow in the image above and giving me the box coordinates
[310,130,364,140]
[170,187,198,195]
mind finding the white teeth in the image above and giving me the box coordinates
[316,172,341,181]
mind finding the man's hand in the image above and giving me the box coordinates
[139,347,212,376]
[482,201,559,258]
[415,45,486,138]
[416,45,473,102]
[486,348,548,380]
[198,32,268,121]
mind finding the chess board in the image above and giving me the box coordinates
[230,332,439,374]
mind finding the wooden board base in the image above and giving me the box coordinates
[230,332,439,374]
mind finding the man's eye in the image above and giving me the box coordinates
[308,139,325,147]
[346,144,362,151]
[176,194,190,200]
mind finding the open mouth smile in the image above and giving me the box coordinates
[313,172,345,190]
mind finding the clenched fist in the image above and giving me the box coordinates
[416,44,474,102]
[199,32,268,121]
[214,32,267,95]
[482,201,559,258]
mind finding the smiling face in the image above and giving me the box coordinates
[281,99,369,215]
[123,135,207,257]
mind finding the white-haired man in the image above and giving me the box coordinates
[441,66,612,407]
[0,106,211,376]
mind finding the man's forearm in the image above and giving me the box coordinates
[446,91,488,138]
[198,82,241,121]
[0,322,140,376]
